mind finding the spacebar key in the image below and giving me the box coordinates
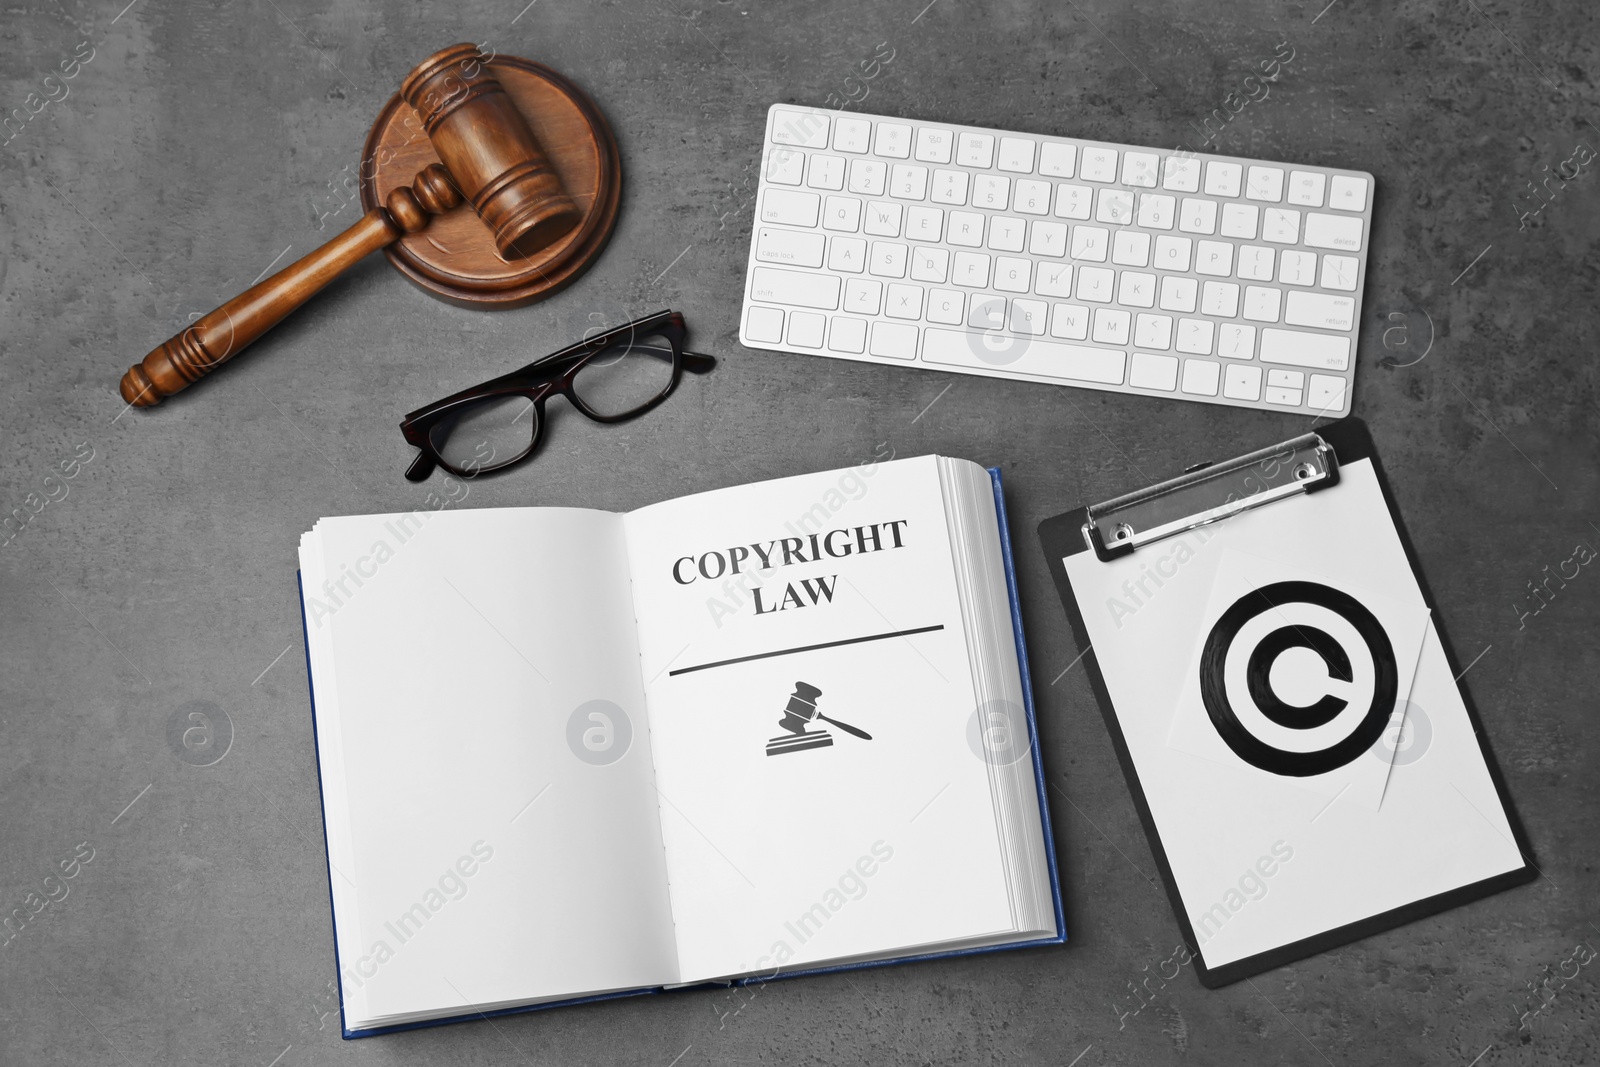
[749,267,840,310]
[922,328,1126,385]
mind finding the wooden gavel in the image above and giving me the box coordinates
[120,44,583,407]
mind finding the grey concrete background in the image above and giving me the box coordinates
[2,0,1597,1063]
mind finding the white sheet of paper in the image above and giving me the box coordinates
[1063,458,1525,967]
[1163,549,1431,810]
[624,456,1017,981]
[303,508,680,1023]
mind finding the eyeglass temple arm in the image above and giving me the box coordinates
[682,351,716,373]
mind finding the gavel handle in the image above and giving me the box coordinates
[120,164,463,407]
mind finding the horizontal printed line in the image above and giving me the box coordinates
[668,624,945,676]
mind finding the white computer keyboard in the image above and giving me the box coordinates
[739,104,1374,415]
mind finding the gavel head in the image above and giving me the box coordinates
[777,682,825,735]
[401,43,583,259]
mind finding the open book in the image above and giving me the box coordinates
[298,455,1062,1036]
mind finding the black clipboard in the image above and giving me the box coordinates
[1038,416,1537,987]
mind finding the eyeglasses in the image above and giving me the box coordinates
[400,310,715,481]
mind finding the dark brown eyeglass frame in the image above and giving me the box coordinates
[400,309,715,482]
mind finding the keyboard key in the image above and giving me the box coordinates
[1329,174,1368,211]
[1112,231,1152,267]
[823,195,862,232]
[771,108,828,148]
[931,169,969,205]
[1096,189,1134,225]
[745,305,784,343]
[1036,262,1073,297]
[910,246,950,282]
[1268,368,1305,390]
[1051,303,1089,339]
[1081,146,1118,182]
[1093,308,1131,344]
[828,315,867,353]
[1071,226,1109,262]
[1130,352,1179,390]
[1134,313,1172,349]
[1039,142,1076,177]
[788,310,825,348]
[988,216,1026,253]
[1287,170,1325,207]
[997,137,1036,173]
[1122,151,1159,188]
[864,200,903,236]
[957,132,994,168]
[948,210,985,247]
[1304,212,1363,251]
[869,241,908,277]
[969,295,1006,328]
[1260,208,1299,244]
[1163,155,1201,192]
[766,147,805,185]
[1246,166,1284,202]
[756,227,825,268]
[848,158,886,195]
[1176,317,1213,354]
[1242,286,1281,322]
[1014,179,1051,215]
[1160,276,1198,313]
[1010,298,1047,334]
[915,126,954,164]
[973,174,1011,209]
[953,251,991,287]
[1204,161,1241,197]
[1220,202,1259,239]
[1265,384,1302,406]
[760,188,820,226]
[1137,193,1176,230]
[870,321,918,359]
[1154,235,1192,272]
[808,155,845,190]
[1055,184,1093,220]
[1308,373,1348,411]
[1195,241,1233,276]
[1279,249,1317,286]
[994,256,1031,293]
[886,283,924,319]
[1237,245,1274,281]
[1029,220,1068,257]
[906,205,944,241]
[1260,327,1350,370]
[751,266,839,309]
[1201,280,1239,317]
[1284,291,1355,331]
[1223,363,1262,400]
[922,328,1126,384]
[1078,266,1114,302]
[1320,254,1359,291]
[890,163,929,200]
[833,116,872,154]
[927,288,965,324]
[1218,323,1255,358]
[843,278,882,314]
[828,235,866,272]
[1182,358,1221,396]
[1117,271,1156,307]
[1179,198,1217,234]
[874,122,912,158]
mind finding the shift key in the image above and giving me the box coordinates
[1259,327,1350,371]
[750,267,840,309]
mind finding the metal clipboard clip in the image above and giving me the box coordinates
[1082,432,1341,562]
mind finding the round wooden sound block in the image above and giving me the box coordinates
[360,56,621,308]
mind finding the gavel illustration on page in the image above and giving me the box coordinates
[120,44,592,407]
